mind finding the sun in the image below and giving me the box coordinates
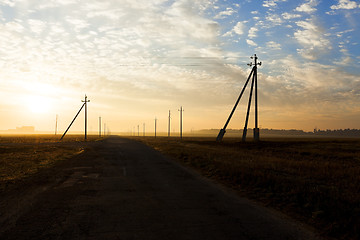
[26,96,52,114]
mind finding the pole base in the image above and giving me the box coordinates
[242,128,247,142]
[216,129,226,142]
[253,128,260,142]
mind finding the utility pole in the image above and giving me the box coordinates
[242,71,255,142]
[216,54,261,142]
[253,55,260,142]
[244,54,261,142]
[60,95,90,141]
[81,95,90,141]
[55,114,58,135]
[143,123,145,137]
[99,117,101,137]
[154,117,157,138]
[168,110,171,137]
[137,125,139,136]
[178,106,184,140]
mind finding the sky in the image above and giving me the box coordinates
[0,0,359,134]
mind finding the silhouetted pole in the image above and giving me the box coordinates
[99,117,101,137]
[253,55,260,142]
[242,72,255,142]
[81,95,90,141]
[143,123,145,137]
[168,110,171,137]
[216,67,255,142]
[178,106,184,140]
[154,117,157,138]
[55,114,58,135]
[216,54,261,142]
[60,103,85,140]
[137,125,139,136]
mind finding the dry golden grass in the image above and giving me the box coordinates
[135,136,360,240]
[0,134,100,190]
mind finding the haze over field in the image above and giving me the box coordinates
[0,0,359,133]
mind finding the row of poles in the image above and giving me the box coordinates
[59,54,261,142]
[132,106,184,139]
[58,95,184,141]
[58,95,107,140]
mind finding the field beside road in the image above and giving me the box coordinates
[137,136,360,240]
[0,134,100,190]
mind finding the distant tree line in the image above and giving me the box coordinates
[312,128,360,137]
[202,128,360,137]
[261,128,360,137]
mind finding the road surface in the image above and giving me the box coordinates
[0,137,321,240]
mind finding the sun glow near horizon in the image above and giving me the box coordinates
[0,0,360,132]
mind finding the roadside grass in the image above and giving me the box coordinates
[0,134,101,190]
[136,136,360,240]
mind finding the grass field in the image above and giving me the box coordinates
[136,136,360,240]
[0,134,100,190]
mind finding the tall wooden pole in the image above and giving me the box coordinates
[154,117,157,138]
[82,95,90,141]
[178,106,184,140]
[168,110,171,137]
[242,73,255,142]
[253,54,260,142]
[99,117,101,137]
[55,114,58,135]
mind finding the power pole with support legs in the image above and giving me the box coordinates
[216,54,261,142]
[60,95,90,141]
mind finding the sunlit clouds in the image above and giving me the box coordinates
[0,0,359,133]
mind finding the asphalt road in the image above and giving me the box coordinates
[0,136,321,240]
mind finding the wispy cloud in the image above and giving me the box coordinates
[295,0,318,13]
[214,7,235,19]
[0,0,359,131]
[330,0,359,10]
[294,18,331,60]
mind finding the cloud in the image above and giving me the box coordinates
[295,0,318,13]
[262,0,287,9]
[227,21,246,36]
[0,0,359,131]
[27,19,47,34]
[294,19,331,60]
[248,27,258,38]
[266,41,281,50]
[263,0,277,8]
[259,56,360,129]
[265,13,283,25]
[246,39,257,46]
[330,0,359,10]
[214,7,235,19]
[0,0,14,7]
[282,12,301,19]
